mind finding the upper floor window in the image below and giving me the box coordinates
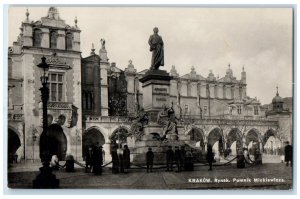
[33,29,42,47]
[254,106,259,115]
[50,31,58,49]
[66,32,73,50]
[184,104,189,115]
[47,73,64,102]
[187,83,191,96]
[203,105,208,115]
[237,105,242,115]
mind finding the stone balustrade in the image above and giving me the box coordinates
[8,113,24,121]
[47,101,73,110]
[85,115,129,123]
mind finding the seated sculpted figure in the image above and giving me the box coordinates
[129,108,149,141]
[157,104,178,139]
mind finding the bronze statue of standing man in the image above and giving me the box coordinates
[148,27,164,70]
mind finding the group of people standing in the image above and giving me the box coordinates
[111,145,131,174]
[84,141,292,175]
[85,142,104,175]
[165,146,193,172]
[145,146,195,173]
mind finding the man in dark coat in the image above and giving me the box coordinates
[284,141,292,167]
[123,145,130,173]
[174,146,181,172]
[206,144,214,171]
[185,149,194,171]
[85,147,93,173]
[146,147,154,173]
[92,143,103,175]
[166,146,174,171]
[111,146,119,174]
[179,146,186,171]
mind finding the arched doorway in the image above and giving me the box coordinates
[110,127,128,148]
[207,128,224,155]
[8,128,21,163]
[188,128,205,151]
[40,124,67,160]
[227,128,242,155]
[263,129,280,155]
[246,129,261,155]
[82,128,105,158]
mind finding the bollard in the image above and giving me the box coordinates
[65,155,75,172]
[254,150,262,165]
[237,150,245,168]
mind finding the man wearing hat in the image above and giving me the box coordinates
[146,147,154,173]
[166,146,174,171]
[284,141,292,167]
[92,142,103,175]
[174,146,181,172]
[123,145,130,173]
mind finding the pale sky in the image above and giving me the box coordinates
[8,6,293,104]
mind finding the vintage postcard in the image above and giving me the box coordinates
[6,5,293,190]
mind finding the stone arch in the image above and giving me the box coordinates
[187,128,205,150]
[262,128,277,145]
[263,128,281,154]
[82,127,106,158]
[226,128,243,155]
[39,124,67,160]
[207,127,224,154]
[245,128,261,154]
[8,128,21,163]
[110,127,129,148]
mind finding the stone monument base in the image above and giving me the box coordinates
[128,125,188,165]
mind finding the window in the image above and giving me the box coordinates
[47,73,64,102]
[203,106,208,115]
[33,29,42,47]
[50,31,58,49]
[66,32,73,50]
[237,105,242,115]
[184,104,189,115]
[254,106,259,115]
[187,83,191,96]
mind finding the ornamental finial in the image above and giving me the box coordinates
[26,9,29,20]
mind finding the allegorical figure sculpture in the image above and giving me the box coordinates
[152,103,178,141]
[129,108,149,141]
[148,27,164,70]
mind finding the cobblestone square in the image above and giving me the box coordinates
[7,161,293,190]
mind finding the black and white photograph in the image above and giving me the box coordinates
[5,5,294,191]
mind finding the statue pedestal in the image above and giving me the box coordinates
[139,70,173,122]
[129,124,186,165]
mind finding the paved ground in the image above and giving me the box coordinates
[6,155,293,190]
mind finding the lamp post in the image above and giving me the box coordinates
[33,56,59,188]
[38,56,50,163]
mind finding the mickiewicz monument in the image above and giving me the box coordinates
[131,27,183,164]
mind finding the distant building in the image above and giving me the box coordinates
[265,89,292,145]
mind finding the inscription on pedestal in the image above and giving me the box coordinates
[153,85,169,108]
[140,70,172,111]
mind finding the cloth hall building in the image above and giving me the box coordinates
[8,7,292,163]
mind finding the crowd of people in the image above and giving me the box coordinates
[145,145,198,173]
[48,141,292,175]
[82,144,200,174]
